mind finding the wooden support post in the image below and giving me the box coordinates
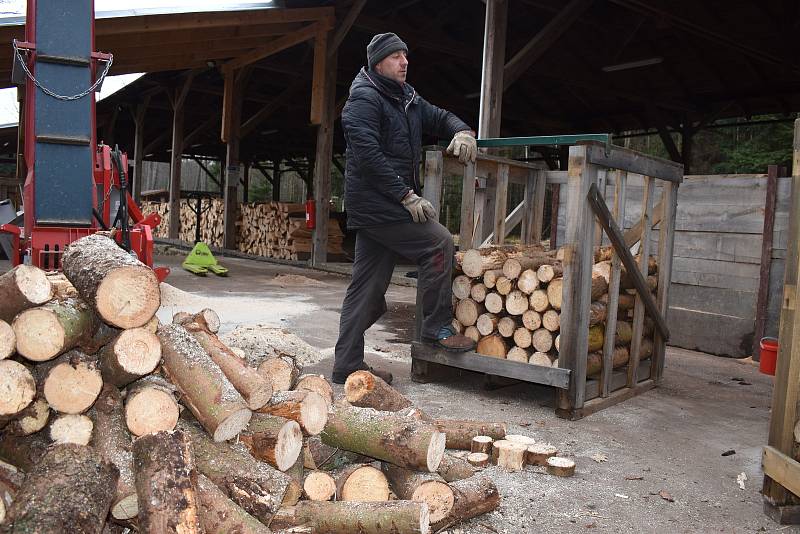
[131,96,150,203]
[763,118,800,513]
[221,69,247,250]
[458,161,477,250]
[478,0,508,139]
[682,126,693,174]
[311,30,336,267]
[627,176,655,388]
[168,74,195,239]
[601,170,627,397]
[521,169,543,245]
[422,150,444,217]
[652,179,678,382]
[549,184,560,249]
[593,169,607,246]
[556,145,597,413]
[492,164,509,245]
[754,165,780,360]
[242,162,250,202]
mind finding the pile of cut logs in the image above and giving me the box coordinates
[0,233,575,533]
[453,245,657,374]
[142,200,345,261]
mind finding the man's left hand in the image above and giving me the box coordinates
[447,131,477,164]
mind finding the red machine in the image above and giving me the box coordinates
[1,0,167,281]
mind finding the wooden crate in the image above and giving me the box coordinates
[410,141,683,420]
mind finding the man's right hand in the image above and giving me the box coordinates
[401,192,437,223]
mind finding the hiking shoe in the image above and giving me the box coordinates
[332,365,393,385]
[424,325,476,352]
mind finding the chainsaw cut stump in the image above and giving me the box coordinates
[546,456,576,477]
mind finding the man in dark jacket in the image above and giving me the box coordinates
[332,32,477,385]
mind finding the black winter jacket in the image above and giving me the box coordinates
[341,67,471,229]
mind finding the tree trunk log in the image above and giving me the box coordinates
[49,414,93,445]
[451,275,472,300]
[471,436,494,454]
[6,444,118,534]
[302,437,371,471]
[0,430,50,471]
[185,323,273,410]
[302,471,336,501]
[476,334,507,358]
[463,326,480,342]
[381,463,453,523]
[158,324,251,442]
[529,289,549,312]
[494,276,513,296]
[257,356,299,392]
[431,476,500,532]
[482,268,504,289]
[546,456,576,477]
[291,501,430,534]
[90,384,137,521]
[345,370,412,412]
[333,464,390,502]
[132,430,203,533]
[470,282,487,303]
[61,234,160,329]
[529,352,553,367]
[495,441,527,471]
[502,255,551,280]
[466,452,489,467]
[320,404,446,472]
[506,346,529,362]
[542,309,560,332]
[197,473,270,534]
[3,397,49,436]
[546,278,563,310]
[0,360,34,419]
[432,420,506,451]
[13,298,96,362]
[483,293,503,314]
[98,327,161,387]
[436,452,477,482]
[589,301,607,327]
[512,327,532,349]
[43,350,103,414]
[239,413,303,471]
[461,248,511,278]
[497,316,518,337]
[475,313,498,336]
[526,444,558,466]
[536,263,563,283]
[588,324,604,352]
[531,328,553,353]
[517,269,539,294]
[257,390,327,436]
[586,346,630,377]
[179,418,293,522]
[293,374,333,407]
[124,376,180,437]
[173,308,221,334]
[454,298,482,327]
[0,320,14,361]
[0,265,52,323]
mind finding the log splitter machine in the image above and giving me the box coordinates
[0,0,167,281]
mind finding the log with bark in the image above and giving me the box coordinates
[293,374,333,407]
[482,268,505,289]
[467,452,489,467]
[526,444,558,466]
[517,269,539,294]
[536,263,563,283]
[505,290,529,316]
[476,334,508,358]
[320,404,446,472]
[50,414,93,445]
[257,390,327,436]
[0,265,52,323]
[239,413,303,471]
[381,463,453,523]
[494,276,513,296]
[13,298,96,362]
[546,456,576,477]
[345,370,412,412]
[460,248,514,278]
[257,355,300,392]
[542,309,560,332]
[185,322,273,410]
[61,234,161,329]
[502,254,552,280]
[197,472,271,534]
[475,313,498,336]
[531,328,553,353]
[451,275,472,300]
[512,327,532,349]
[158,324,252,442]
[0,360,34,420]
[179,418,293,522]
[3,397,49,436]
[0,460,23,526]
[133,430,203,533]
[494,441,527,471]
[173,308,221,334]
[433,420,507,451]
[497,316,518,337]
[98,327,161,387]
[454,298,482,327]
[303,471,336,501]
[90,384,137,521]
[546,278,563,310]
[290,500,431,534]
[0,429,50,471]
[0,320,14,361]
[471,436,494,454]
[469,282,487,303]
[506,346,529,362]
[436,452,477,482]
[333,464,390,502]
[483,293,504,315]
[42,350,103,414]
[587,324,605,352]
[124,375,180,437]
[529,289,550,312]
[302,437,371,471]
[529,352,554,367]
[4,444,118,533]
[431,475,500,532]
[463,326,480,342]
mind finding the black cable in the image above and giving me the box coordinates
[109,146,131,252]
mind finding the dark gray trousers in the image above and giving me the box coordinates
[333,219,454,378]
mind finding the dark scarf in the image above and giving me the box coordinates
[366,67,413,105]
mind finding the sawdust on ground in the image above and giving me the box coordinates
[221,324,326,368]
[264,274,328,287]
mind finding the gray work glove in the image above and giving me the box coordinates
[446,130,477,164]
[401,192,437,223]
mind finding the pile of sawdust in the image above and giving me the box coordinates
[220,324,326,368]
[264,274,328,287]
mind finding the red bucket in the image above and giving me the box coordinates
[760,337,778,376]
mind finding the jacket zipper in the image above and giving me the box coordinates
[403,91,420,193]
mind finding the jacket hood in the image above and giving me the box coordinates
[351,67,416,104]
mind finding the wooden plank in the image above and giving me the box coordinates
[624,195,663,247]
[493,164,509,245]
[668,284,756,320]
[220,71,235,144]
[411,342,570,389]
[131,95,150,203]
[422,150,444,216]
[666,307,757,358]
[583,141,684,183]
[546,171,569,184]
[601,170,627,397]
[670,256,761,291]
[224,21,321,72]
[520,170,536,245]
[586,359,650,403]
[754,165,780,359]
[459,161,477,249]
[763,446,800,501]
[311,31,336,266]
[653,180,678,380]
[587,183,670,339]
[167,75,194,239]
[663,231,763,265]
[560,380,656,420]
[329,0,367,55]
[480,200,525,247]
[550,184,560,249]
[594,169,607,246]
[627,176,655,387]
[309,27,328,125]
[478,0,508,138]
[556,146,597,411]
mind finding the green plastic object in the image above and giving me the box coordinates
[182,242,228,277]
[476,133,611,148]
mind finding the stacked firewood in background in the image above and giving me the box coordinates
[0,233,579,533]
[452,244,658,376]
[142,200,345,261]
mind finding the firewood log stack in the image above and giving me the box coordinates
[143,200,345,261]
[453,244,658,374]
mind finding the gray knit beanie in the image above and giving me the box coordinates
[366,33,408,69]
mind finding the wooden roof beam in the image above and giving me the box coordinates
[223,21,323,72]
[503,0,594,90]
[330,0,368,57]
[354,15,479,61]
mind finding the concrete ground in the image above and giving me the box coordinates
[157,251,796,533]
